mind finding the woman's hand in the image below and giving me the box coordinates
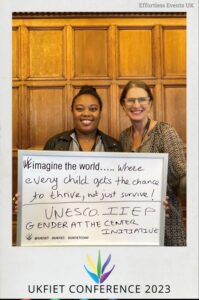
[163,196,170,218]
[13,193,20,213]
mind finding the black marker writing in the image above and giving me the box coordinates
[118,162,144,172]
[102,206,156,216]
[121,191,148,198]
[45,206,99,220]
[100,191,116,200]
[30,192,44,202]
[63,175,89,185]
[25,176,58,190]
[23,157,32,169]
[115,176,130,185]
[93,176,112,188]
[101,227,159,235]
[50,190,85,201]
[104,219,139,226]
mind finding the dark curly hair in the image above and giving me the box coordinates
[71,85,103,111]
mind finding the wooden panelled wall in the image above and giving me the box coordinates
[12,13,186,244]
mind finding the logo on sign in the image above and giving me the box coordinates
[26,233,33,240]
[84,251,115,284]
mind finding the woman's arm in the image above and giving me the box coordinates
[160,123,186,192]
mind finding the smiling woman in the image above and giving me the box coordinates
[119,80,186,246]
[44,85,122,153]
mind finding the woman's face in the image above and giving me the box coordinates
[122,87,152,123]
[72,94,101,134]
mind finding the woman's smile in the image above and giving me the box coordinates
[80,118,94,126]
[128,108,145,114]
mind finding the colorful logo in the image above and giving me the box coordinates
[84,251,115,284]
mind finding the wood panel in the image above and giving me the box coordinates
[162,27,186,78]
[12,87,20,150]
[73,27,110,78]
[117,27,154,78]
[27,86,66,149]
[12,27,20,80]
[163,85,186,143]
[27,27,65,79]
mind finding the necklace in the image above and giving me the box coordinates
[131,118,151,152]
[132,118,151,143]
[75,130,98,151]
[141,118,151,142]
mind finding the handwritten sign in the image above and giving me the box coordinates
[17,150,168,246]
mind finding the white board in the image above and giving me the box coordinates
[17,150,168,246]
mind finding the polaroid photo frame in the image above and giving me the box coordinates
[0,0,198,299]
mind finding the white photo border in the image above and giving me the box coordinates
[0,0,198,299]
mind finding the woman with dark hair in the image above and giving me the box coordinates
[119,80,186,246]
[44,85,122,152]
[13,85,122,214]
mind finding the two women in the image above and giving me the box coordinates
[45,81,186,246]
[14,81,186,246]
